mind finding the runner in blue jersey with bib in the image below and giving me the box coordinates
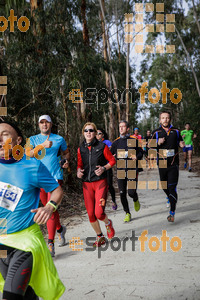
[29,115,69,256]
[0,121,65,300]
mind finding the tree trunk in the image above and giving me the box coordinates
[192,0,200,35]
[80,0,89,121]
[99,0,121,125]
[104,109,108,134]
[30,0,46,37]
[60,75,69,141]
[176,27,200,98]
[78,81,86,121]
[81,0,89,47]
[99,0,115,140]
[114,3,121,62]
[125,43,130,123]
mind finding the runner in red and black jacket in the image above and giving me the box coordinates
[77,122,116,247]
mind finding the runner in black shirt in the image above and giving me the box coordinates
[151,112,185,222]
[111,121,143,223]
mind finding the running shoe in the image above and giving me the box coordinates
[112,202,118,210]
[93,236,106,247]
[167,215,175,222]
[124,213,131,222]
[188,167,192,172]
[134,199,140,212]
[166,197,170,208]
[105,219,115,239]
[58,225,66,247]
[184,162,187,169]
[48,243,55,257]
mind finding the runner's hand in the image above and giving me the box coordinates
[62,160,69,168]
[95,165,105,176]
[130,154,137,160]
[77,168,84,178]
[31,205,53,225]
[158,137,165,145]
[42,135,53,148]
[99,198,106,207]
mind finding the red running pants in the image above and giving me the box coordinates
[82,179,108,223]
[40,180,62,240]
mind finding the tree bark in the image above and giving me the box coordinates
[114,3,121,62]
[192,0,200,35]
[80,0,89,121]
[104,109,108,134]
[99,0,121,125]
[81,0,89,46]
[30,0,46,37]
[125,43,130,123]
[176,27,200,98]
[99,0,115,140]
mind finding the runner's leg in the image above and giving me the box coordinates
[41,183,62,242]
[184,151,187,163]
[93,179,115,239]
[82,182,101,234]
[188,150,192,169]
[167,165,179,214]
[0,246,38,300]
[183,148,187,168]
[128,173,138,202]
[159,167,169,198]
[117,178,130,214]
[107,169,116,204]
[94,179,108,221]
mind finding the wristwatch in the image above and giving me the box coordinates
[47,200,58,212]
[102,166,106,172]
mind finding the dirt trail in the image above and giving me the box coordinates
[53,167,200,300]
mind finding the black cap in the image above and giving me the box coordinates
[0,120,24,144]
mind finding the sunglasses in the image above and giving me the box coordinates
[84,129,95,133]
[97,133,102,135]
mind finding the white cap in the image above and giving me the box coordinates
[38,115,52,123]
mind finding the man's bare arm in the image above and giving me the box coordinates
[31,185,63,225]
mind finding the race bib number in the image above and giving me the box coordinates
[186,144,191,148]
[167,149,175,157]
[163,149,175,157]
[0,182,23,212]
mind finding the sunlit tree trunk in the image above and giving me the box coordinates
[125,43,130,123]
[99,0,121,126]
[176,27,200,98]
[192,0,200,35]
[80,0,89,122]
[100,0,115,140]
